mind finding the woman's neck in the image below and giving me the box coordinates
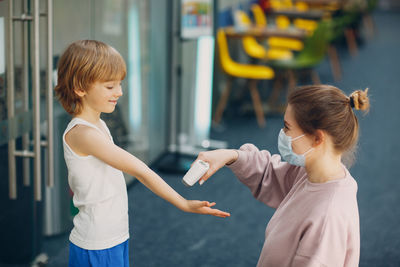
[305,152,345,183]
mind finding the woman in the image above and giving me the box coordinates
[196,85,369,266]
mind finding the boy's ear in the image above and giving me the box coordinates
[74,88,86,97]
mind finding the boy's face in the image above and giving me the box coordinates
[77,80,123,114]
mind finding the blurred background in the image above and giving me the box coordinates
[0,0,399,266]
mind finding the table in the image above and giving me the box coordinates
[223,26,308,40]
[293,0,343,6]
[269,8,326,20]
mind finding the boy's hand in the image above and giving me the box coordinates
[195,149,239,185]
[183,200,230,218]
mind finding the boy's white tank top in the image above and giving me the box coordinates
[63,117,129,250]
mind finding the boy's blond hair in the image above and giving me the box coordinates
[55,40,126,115]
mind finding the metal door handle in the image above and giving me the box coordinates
[32,0,41,201]
[7,0,16,199]
[7,0,54,201]
[22,0,31,187]
[34,0,55,199]
[46,0,54,188]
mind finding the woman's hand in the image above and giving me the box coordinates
[194,149,239,185]
[182,200,230,218]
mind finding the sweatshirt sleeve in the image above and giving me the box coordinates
[227,143,305,209]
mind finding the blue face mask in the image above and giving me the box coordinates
[278,129,313,167]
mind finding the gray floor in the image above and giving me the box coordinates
[39,10,400,267]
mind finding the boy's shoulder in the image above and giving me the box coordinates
[65,124,102,145]
[65,123,108,157]
[67,123,94,137]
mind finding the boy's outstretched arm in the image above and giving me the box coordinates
[67,126,230,218]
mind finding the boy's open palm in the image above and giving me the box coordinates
[185,200,230,218]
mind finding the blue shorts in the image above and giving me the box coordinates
[68,239,129,267]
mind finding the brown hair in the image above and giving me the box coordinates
[288,85,369,156]
[54,40,126,115]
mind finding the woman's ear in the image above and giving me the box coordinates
[313,130,325,147]
[74,88,86,97]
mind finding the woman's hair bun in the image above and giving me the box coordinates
[349,88,370,112]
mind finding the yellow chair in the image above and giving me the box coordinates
[294,18,318,33]
[295,1,309,11]
[269,1,318,34]
[234,10,293,61]
[270,0,293,9]
[213,29,274,127]
[251,4,304,51]
[276,15,291,29]
[251,4,268,26]
[293,2,318,33]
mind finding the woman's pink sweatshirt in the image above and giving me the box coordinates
[228,144,360,267]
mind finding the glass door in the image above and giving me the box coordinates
[0,0,172,264]
[0,0,54,264]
